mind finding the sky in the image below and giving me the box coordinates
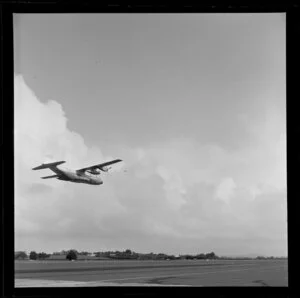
[14,13,286,257]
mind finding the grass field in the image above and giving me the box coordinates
[15,259,288,287]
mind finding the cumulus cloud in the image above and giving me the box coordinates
[215,177,236,204]
[14,75,123,247]
[15,75,287,256]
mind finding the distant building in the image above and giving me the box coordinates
[87,253,96,257]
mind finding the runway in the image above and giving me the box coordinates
[15,259,288,287]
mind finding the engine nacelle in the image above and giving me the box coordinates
[87,168,101,175]
[88,166,112,174]
[99,166,113,172]
[100,166,109,172]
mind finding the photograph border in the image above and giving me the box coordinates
[2,3,296,298]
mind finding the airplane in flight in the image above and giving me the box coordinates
[32,159,122,185]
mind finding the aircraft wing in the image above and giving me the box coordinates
[76,159,122,174]
[41,174,59,179]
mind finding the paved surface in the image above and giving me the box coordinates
[15,279,185,287]
[15,259,288,287]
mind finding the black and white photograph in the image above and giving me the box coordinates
[14,12,287,287]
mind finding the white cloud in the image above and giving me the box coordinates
[14,75,287,256]
[215,177,236,204]
[14,75,124,248]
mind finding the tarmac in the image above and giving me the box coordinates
[15,278,186,287]
[15,259,288,287]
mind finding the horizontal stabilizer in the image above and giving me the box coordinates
[41,174,59,179]
[32,161,66,170]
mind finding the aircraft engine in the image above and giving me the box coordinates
[100,166,109,172]
[100,166,112,172]
[87,168,101,175]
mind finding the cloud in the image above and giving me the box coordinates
[14,75,123,245]
[26,183,53,195]
[15,75,287,256]
[215,177,236,204]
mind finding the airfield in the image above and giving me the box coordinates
[15,259,288,287]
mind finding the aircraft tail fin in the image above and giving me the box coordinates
[41,174,59,179]
[32,161,66,170]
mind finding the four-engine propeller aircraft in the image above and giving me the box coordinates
[32,159,122,185]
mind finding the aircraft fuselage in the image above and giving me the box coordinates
[52,166,103,185]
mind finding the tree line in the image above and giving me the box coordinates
[15,251,51,260]
[15,249,287,261]
[15,249,219,261]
